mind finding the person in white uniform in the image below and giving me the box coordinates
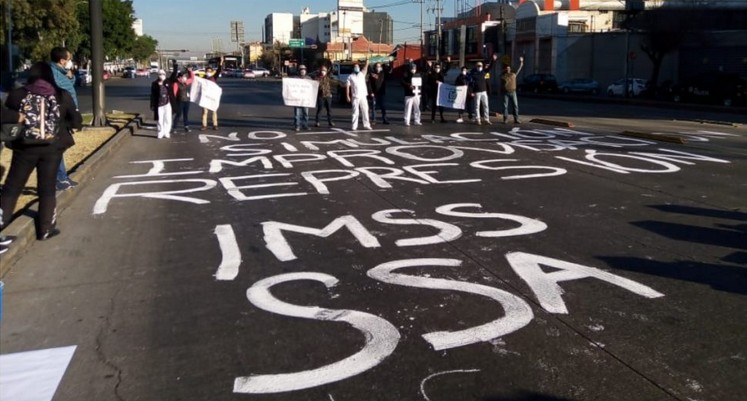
[401,63,422,126]
[346,59,372,130]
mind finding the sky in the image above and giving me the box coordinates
[131,0,459,53]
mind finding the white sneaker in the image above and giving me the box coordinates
[414,121,422,126]
[456,118,464,123]
[364,125,372,130]
[404,122,410,126]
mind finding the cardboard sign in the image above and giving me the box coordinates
[282,78,319,108]
[436,82,468,109]
[190,77,223,111]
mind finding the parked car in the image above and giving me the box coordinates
[252,67,271,77]
[242,69,256,79]
[607,78,647,97]
[135,68,150,77]
[558,78,599,95]
[518,73,558,93]
[670,73,747,107]
[123,67,136,79]
[75,69,92,87]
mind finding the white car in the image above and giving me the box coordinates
[252,67,270,77]
[607,78,647,97]
[242,69,256,79]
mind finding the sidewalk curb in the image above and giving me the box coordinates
[0,115,142,278]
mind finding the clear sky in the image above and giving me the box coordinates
[131,0,457,53]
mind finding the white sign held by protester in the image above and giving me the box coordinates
[191,77,223,111]
[282,78,319,108]
[437,82,467,110]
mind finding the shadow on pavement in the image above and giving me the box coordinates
[482,391,576,401]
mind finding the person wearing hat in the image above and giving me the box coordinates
[315,65,335,127]
[150,60,178,139]
[200,56,223,131]
[293,65,311,131]
[470,59,493,125]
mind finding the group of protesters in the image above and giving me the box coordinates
[292,52,525,131]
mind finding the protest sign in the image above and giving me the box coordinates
[282,78,319,108]
[436,82,467,109]
[190,77,223,111]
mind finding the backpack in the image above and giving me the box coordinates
[19,91,61,144]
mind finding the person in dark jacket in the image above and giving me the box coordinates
[426,63,447,123]
[315,65,335,127]
[2,61,83,241]
[174,66,195,132]
[0,105,24,254]
[150,61,178,139]
[470,60,493,125]
[201,56,223,130]
[455,65,473,123]
[367,62,391,125]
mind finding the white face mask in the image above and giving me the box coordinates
[376,67,382,73]
[410,69,416,74]
[461,70,467,75]
[353,66,360,74]
[321,70,327,76]
[435,68,441,72]
[158,74,166,81]
[476,67,483,72]
[206,72,214,77]
[64,60,73,70]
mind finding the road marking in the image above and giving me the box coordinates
[214,224,241,281]
[420,369,480,401]
[0,346,76,401]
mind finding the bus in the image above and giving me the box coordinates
[207,55,241,70]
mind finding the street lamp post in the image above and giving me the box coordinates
[90,0,106,127]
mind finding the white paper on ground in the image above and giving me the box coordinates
[0,345,77,401]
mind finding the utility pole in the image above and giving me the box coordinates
[436,0,442,63]
[5,0,12,72]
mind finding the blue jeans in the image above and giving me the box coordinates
[176,101,191,129]
[503,91,519,121]
[294,107,309,128]
[56,158,68,183]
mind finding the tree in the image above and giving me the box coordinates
[0,0,79,66]
[75,0,137,64]
[130,34,158,64]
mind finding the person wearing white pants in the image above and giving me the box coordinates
[157,102,173,139]
[346,58,372,131]
[150,68,175,139]
[401,63,422,126]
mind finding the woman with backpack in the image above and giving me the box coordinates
[1,62,83,241]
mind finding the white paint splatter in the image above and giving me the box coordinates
[420,369,481,401]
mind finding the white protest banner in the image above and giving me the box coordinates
[282,78,319,108]
[190,77,223,111]
[437,82,467,110]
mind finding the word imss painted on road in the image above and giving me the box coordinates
[90,128,730,395]
[223,203,663,393]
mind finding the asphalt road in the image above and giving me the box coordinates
[1,75,745,401]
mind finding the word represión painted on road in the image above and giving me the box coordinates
[92,128,730,214]
[91,128,730,394]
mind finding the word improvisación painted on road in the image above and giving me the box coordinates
[91,127,731,394]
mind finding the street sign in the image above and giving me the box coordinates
[289,39,304,48]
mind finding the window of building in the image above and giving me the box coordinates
[568,21,587,33]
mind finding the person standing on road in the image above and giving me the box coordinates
[455,66,473,123]
[315,65,335,127]
[150,64,177,139]
[49,47,78,191]
[470,60,492,125]
[426,62,447,123]
[501,56,524,124]
[2,62,82,242]
[401,63,422,126]
[201,56,223,131]
[367,62,390,125]
[346,58,372,131]
[0,105,24,254]
[174,65,195,132]
[293,65,311,131]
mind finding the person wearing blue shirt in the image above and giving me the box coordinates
[49,47,79,191]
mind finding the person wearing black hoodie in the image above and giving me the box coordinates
[2,61,83,241]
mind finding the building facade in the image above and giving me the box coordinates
[265,13,296,45]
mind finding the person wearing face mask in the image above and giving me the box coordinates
[49,47,79,191]
[400,63,422,126]
[346,58,372,130]
[367,62,391,125]
[426,62,447,123]
[293,65,311,131]
[455,66,474,123]
[174,65,195,133]
[200,56,223,131]
[315,66,335,127]
[150,63,178,139]
[470,60,492,125]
